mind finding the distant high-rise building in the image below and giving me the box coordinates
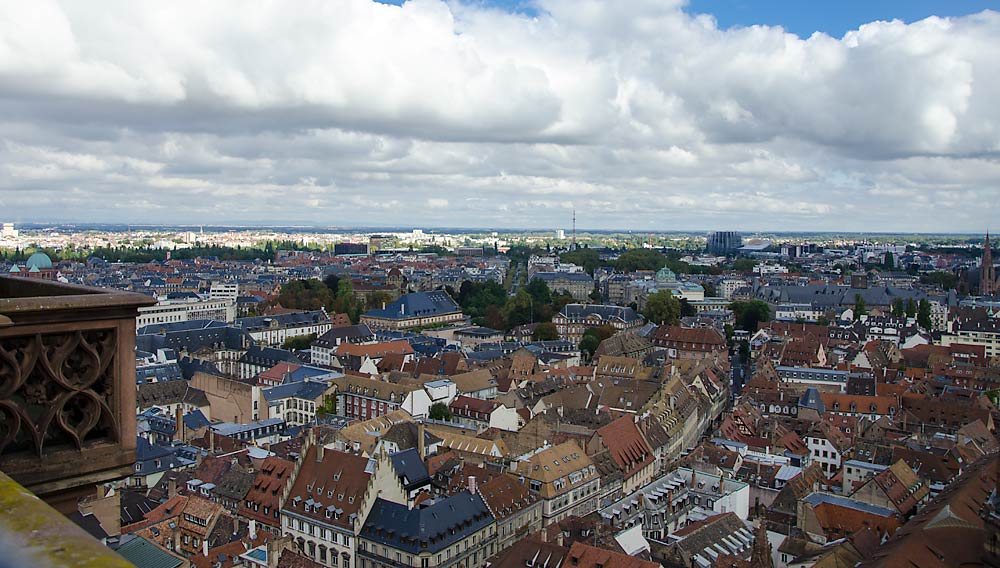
[334,242,369,255]
[369,234,391,252]
[556,229,565,240]
[1,222,17,239]
[982,232,997,296]
[706,231,742,255]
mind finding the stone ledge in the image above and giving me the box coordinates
[0,470,135,568]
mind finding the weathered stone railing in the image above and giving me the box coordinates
[0,276,154,512]
[0,469,135,567]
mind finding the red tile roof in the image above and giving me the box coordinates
[595,415,654,479]
[566,541,660,568]
[240,456,294,529]
[336,340,414,358]
[282,446,371,531]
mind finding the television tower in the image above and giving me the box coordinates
[572,209,576,250]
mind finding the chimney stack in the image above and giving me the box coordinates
[417,421,426,458]
[203,537,209,557]
[317,442,325,463]
[249,519,257,541]
[468,475,477,495]
[175,407,184,442]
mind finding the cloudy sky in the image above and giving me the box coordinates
[1,0,998,232]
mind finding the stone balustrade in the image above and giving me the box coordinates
[0,276,154,512]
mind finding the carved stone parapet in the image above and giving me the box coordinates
[0,276,155,508]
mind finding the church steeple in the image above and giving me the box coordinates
[982,232,996,296]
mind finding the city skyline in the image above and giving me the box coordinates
[1,1,998,231]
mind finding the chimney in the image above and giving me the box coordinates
[417,422,426,458]
[249,519,257,541]
[468,475,477,495]
[168,478,177,500]
[175,407,184,442]
[317,443,325,463]
[209,431,215,453]
[203,537,209,557]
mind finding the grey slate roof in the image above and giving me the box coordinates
[236,310,329,332]
[382,422,444,452]
[67,511,109,540]
[264,379,330,402]
[533,271,595,282]
[798,388,826,414]
[183,409,212,431]
[364,291,461,320]
[755,283,930,309]
[360,491,493,554]
[313,324,375,347]
[239,345,306,367]
[135,437,194,475]
[136,320,251,355]
[390,448,430,490]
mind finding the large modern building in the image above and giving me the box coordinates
[706,231,743,255]
[137,296,237,327]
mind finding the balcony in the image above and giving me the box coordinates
[0,275,155,513]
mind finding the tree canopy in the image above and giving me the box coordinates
[643,290,681,325]
[278,279,333,311]
[917,299,933,329]
[532,322,559,341]
[920,271,958,291]
[429,402,452,421]
[614,249,667,272]
[730,300,771,331]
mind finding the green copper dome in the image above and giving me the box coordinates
[25,252,53,269]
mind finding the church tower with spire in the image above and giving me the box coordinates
[982,232,996,296]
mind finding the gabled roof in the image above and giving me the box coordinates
[241,455,294,526]
[595,416,654,479]
[449,369,497,394]
[858,455,998,567]
[449,395,500,417]
[566,541,660,568]
[281,446,371,531]
[478,473,540,521]
[390,448,430,489]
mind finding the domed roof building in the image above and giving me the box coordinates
[25,252,53,270]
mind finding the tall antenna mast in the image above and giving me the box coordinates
[572,209,577,250]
